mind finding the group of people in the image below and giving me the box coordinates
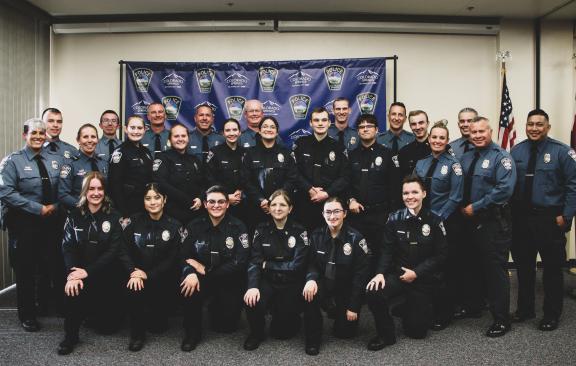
[0,98,574,357]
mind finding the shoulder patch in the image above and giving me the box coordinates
[239,233,249,248]
[452,162,462,176]
[300,231,309,246]
[120,217,130,229]
[501,157,513,170]
[0,156,10,173]
[60,164,72,179]
[179,227,188,244]
[152,159,162,172]
[569,149,576,162]
[206,150,214,163]
[438,221,447,236]
[358,238,369,254]
[253,229,260,242]
[111,151,122,164]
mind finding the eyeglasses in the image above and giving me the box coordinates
[206,199,227,206]
[245,109,262,113]
[323,209,344,216]
[357,124,376,130]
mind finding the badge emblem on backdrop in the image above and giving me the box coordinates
[133,68,153,93]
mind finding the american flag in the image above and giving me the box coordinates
[498,71,516,150]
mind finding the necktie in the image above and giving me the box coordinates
[424,158,439,195]
[34,155,53,205]
[90,158,99,172]
[463,151,480,205]
[108,140,115,157]
[202,135,209,163]
[391,135,399,156]
[524,143,538,205]
[338,130,345,148]
[463,140,470,153]
[49,142,57,152]
[325,238,338,291]
[154,134,162,154]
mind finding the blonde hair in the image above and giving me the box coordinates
[77,171,112,214]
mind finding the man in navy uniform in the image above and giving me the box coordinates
[141,102,170,158]
[328,97,359,152]
[188,104,225,163]
[460,116,516,337]
[376,102,414,155]
[95,110,121,163]
[451,107,477,159]
[42,108,78,160]
[510,109,576,331]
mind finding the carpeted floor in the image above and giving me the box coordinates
[1,271,575,365]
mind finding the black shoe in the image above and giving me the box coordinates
[367,336,396,351]
[538,318,558,331]
[57,338,78,355]
[21,319,40,332]
[243,334,262,351]
[181,336,199,352]
[305,344,320,356]
[510,311,535,323]
[128,337,145,352]
[485,322,510,337]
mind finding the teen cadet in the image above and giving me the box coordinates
[376,102,414,155]
[346,114,394,261]
[180,185,250,352]
[450,108,477,159]
[141,102,170,158]
[188,104,225,163]
[239,99,284,148]
[327,97,359,151]
[510,109,576,331]
[293,107,350,231]
[42,107,78,161]
[58,124,108,211]
[0,118,64,332]
[95,110,121,163]
[460,116,516,337]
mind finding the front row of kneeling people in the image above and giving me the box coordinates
[57,172,443,356]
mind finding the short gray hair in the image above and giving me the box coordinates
[23,118,46,134]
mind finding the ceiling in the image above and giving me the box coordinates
[23,0,576,20]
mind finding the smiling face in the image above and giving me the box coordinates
[144,188,166,216]
[402,181,426,213]
[388,105,406,132]
[259,118,278,142]
[526,114,550,142]
[428,126,449,155]
[204,192,229,220]
[310,111,330,137]
[147,103,166,128]
[333,99,351,128]
[99,112,119,137]
[408,113,429,141]
[469,119,492,148]
[223,121,240,145]
[43,111,63,139]
[86,177,105,209]
[77,126,98,156]
[458,111,476,138]
[322,200,347,232]
[194,106,215,133]
[269,194,292,222]
[169,125,189,153]
[244,100,264,129]
[124,117,145,143]
[25,128,47,152]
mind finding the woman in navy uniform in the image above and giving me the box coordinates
[366,176,447,350]
[243,189,309,350]
[58,124,108,211]
[153,123,205,225]
[56,172,124,355]
[120,183,183,352]
[108,115,153,221]
[302,197,370,356]
[0,118,64,331]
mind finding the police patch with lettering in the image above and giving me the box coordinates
[452,163,463,176]
[569,149,576,162]
[111,151,122,164]
[60,164,72,179]
[152,159,162,172]
[240,233,249,248]
[501,157,512,170]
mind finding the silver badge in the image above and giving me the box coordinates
[60,165,71,179]
[102,221,111,233]
[152,159,162,171]
[64,151,71,159]
[329,151,336,161]
[440,165,448,175]
[452,163,463,176]
[243,142,250,148]
[359,238,369,254]
[481,159,490,169]
[288,236,296,248]
[343,243,352,256]
[543,153,550,163]
[501,157,512,170]
[162,230,170,241]
[375,156,383,166]
[240,233,249,248]
[278,153,284,163]
[226,236,234,249]
[111,151,122,164]
[51,160,59,170]
[422,224,431,236]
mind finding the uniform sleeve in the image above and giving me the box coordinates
[108,151,129,217]
[210,225,250,277]
[413,219,448,278]
[560,148,576,221]
[118,221,136,274]
[325,147,350,196]
[472,152,517,212]
[264,229,309,274]
[375,216,396,275]
[293,142,314,193]
[154,153,194,206]
[61,216,79,272]
[243,149,266,204]
[246,229,264,289]
[281,151,300,195]
[84,219,123,277]
[147,228,180,281]
[180,224,200,278]
[305,235,321,282]
[0,157,44,215]
[437,162,464,220]
[348,237,371,313]
[57,164,80,210]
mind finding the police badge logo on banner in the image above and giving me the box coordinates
[132,68,153,93]
[225,96,247,120]
[162,96,182,120]
[356,93,378,114]
[323,65,345,91]
[258,67,278,92]
[195,68,215,93]
[289,94,311,120]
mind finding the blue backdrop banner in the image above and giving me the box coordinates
[123,57,386,145]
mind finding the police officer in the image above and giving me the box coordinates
[460,116,516,337]
[188,104,225,162]
[57,172,124,355]
[108,115,154,220]
[327,97,359,152]
[243,116,299,229]
[120,183,183,352]
[293,107,350,232]
[141,102,170,158]
[510,109,576,331]
[42,107,78,161]
[239,99,265,148]
[206,118,248,218]
[58,124,108,211]
[0,118,64,331]
[346,114,394,260]
[376,102,414,154]
[414,122,463,329]
[95,110,121,163]
[180,185,250,352]
[366,176,447,350]
[243,190,309,350]
[154,123,205,225]
[450,108,477,159]
[302,197,370,356]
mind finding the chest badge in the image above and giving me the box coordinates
[329,151,336,161]
[440,165,448,175]
[422,224,431,237]
[343,242,352,256]
[162,230,171,242]
[102,221,111,233]
[543,153,550,164]
[64,151,71,159]
[243,142,250,148]
[225,236,234,249]
[51,160,59,170]
[375,156,383,166]
[277,153,284,163]
[481,159,490,169]
[288,236,296,248]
